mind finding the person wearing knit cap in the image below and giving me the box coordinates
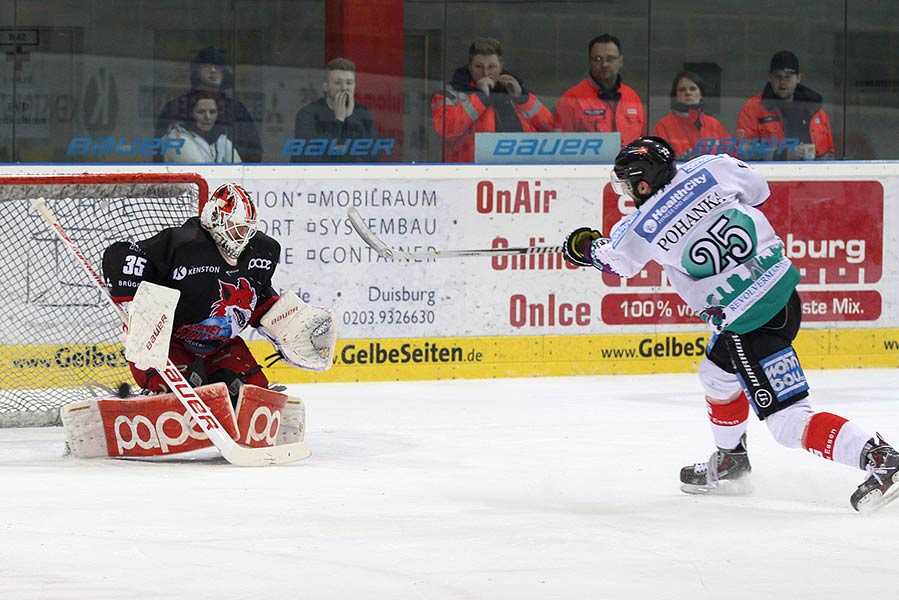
[735,50,834,161]
[155,46,263,162]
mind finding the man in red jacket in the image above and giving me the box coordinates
[735,50,834,161]
[553,34,646,145]
[431,37,554,163]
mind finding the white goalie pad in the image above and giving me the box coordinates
[278,397,306,445]
[259,291,337,372]
[124,281,180,371]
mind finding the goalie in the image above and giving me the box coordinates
[101,182,337,402]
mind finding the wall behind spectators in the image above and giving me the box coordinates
[0,0,896,163]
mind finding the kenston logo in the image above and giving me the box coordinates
[172,265,221,281]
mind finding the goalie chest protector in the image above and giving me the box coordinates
[103,217,281,353]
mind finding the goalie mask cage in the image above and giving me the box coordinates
[0,173,208,427]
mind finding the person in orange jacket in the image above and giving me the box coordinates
[553,34,645,145]
[431,37,554,163]
[651,71,731,160]
[735,50,834,161]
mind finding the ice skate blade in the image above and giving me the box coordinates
[681,478,753,496]
[856,484,899,513]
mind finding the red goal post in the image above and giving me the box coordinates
[0,172,208,427]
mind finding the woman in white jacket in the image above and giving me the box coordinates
[164,91,242,163]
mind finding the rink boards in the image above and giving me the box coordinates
[4,327,898,389]
[2,161,898,386]
[252,327,899,383]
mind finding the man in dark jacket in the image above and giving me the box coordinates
[155,46,263,162]
[290,57,379,163]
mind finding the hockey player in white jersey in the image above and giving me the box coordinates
[563,136,898,511]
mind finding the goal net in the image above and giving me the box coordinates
[0,173,208,427]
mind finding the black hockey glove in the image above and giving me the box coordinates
[563,227,602,267]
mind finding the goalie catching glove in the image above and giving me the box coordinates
[563,227,606,267]
[259,291,337,372]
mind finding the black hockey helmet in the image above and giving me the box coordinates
[611,136,677,207]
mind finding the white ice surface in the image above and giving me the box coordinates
[2,369,898,600]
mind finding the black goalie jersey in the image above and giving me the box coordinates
[102,217,281,355]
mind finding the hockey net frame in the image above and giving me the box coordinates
[0,173,208,427]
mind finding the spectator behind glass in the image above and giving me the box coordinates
[155,46,262,162]
[162,91,241,163]
[290,58,379,163]
[735,50,834,161]
[431,37,553,163]
[554,34,646,144]
[651,71,731,160]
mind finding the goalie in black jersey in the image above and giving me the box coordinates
[102,183,336,403]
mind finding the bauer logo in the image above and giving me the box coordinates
[66,137,185,156]
[475,132,620,163]
[761,348,808,401]
[691,137,806,158]
[281,137,395,158]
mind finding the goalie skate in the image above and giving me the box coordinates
[851,435,899,513]
[680,435,752,495]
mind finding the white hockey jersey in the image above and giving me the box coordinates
[592,154,800,333]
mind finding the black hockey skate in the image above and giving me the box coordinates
[680,434,752,495]
[850,434,899,512]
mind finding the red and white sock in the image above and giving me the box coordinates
[804,412,871,468]
[708,393,749,450]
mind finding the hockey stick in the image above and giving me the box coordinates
[348,207,563,260]
[32,198,310,466]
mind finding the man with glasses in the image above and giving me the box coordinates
[553,34,645,144]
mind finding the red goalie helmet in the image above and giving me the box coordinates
[201,183,258,263]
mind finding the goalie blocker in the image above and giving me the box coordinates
[61,383,306,459]
[124,281,179,371]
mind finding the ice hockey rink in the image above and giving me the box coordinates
[2,368,898,600]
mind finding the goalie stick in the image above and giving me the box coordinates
[348,207,563,260]
[32,198,310,466]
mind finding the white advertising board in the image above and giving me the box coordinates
[3,161,898,342]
